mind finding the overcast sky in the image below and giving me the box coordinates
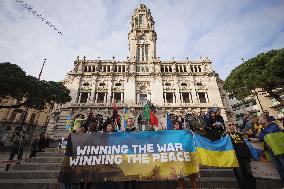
[1,0,284,81]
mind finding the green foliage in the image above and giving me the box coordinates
[0,62,71,110]
[224,48,284,102]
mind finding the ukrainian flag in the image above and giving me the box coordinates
[194,134,239,167]
[264,132,284,155]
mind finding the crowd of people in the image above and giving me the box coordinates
[5,106,284,189]
[64,107,284,189]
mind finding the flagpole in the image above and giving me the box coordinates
[38,58,46,80]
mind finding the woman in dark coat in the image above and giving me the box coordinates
[204,109,225,141]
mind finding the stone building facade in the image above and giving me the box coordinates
[47,4,230,139]
[229,88,283,126]
[0,98,51,146]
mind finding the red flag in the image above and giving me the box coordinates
[113,102,120,124]
[150,111,158,127]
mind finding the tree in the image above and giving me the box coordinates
[224,48,284,105]
[0,62,71,109]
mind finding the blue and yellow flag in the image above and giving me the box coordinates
[66,114,72,133]
[194,134,239,167]
[264,132,284,155]
[121,107,128,130]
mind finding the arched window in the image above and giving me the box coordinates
[136,66,140,72]
[196,82,203,86]
[145,66,149,72]
[83,82,90,87]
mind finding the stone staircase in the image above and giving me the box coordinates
[0,147,282,189]
[0,148,63,189]
[46,109,70,140]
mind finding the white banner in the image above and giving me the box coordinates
[250,161,280,180]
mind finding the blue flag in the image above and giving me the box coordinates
[166,112,173,130]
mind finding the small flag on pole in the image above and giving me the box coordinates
[150,111,158,127]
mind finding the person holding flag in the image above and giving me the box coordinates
[112,102,121,131]
[143,102,159,131]
[258,113,284,187]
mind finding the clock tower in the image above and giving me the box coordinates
[128,4,157,62]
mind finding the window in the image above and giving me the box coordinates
[196,82,203,86]
[181,93,190,103]
[83,82,89,86]
[137,46,140,62]
[99,83,106,87]
[115,83,122,87]
[142,46,144,61]
[145,66,149,72]
[198,92,207,103]
[139,94,147,104]
[181,83,187,87]
[198,66,201,72]
[165,83,171,86]
[145,45,148,61]
[97,93,106,103]
[164,93,174,103]
[138,14,143,26]
[113,93,122,103]
[80,92,88,103]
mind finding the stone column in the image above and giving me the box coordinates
[78,93,82,103]
[107,81,112,104]
[104,93,107,103]
[121,92,124,103]
[192,90,198,104]
[137,93,140,104]
[205,92,209,103]
[95,93,98,103]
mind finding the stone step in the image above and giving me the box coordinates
[0,170,59,179]
[61,179,238,189]
[12,163,62,170]
[45,148,65,153]
[0,179,61,189]
[199,168,234,177]
[36,152,64,157]
[197,177,238,188]
[57,119,68,123]
[24,157,63,163]
[256,178,283,189]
